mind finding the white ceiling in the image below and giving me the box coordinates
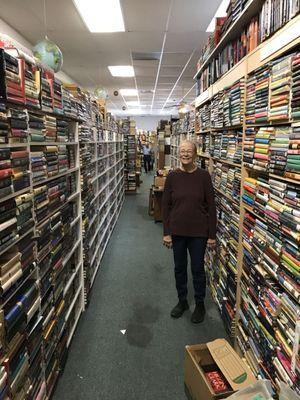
[0,0,220,116]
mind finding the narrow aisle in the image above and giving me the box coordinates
[53,174,228,400]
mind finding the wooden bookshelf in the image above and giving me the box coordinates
[195,14,300,108]
[193,7,300,393]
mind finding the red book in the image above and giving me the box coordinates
[7,87,23,97]
[0,168,12,179]
[11,150,28,159]
[6,80,22,92]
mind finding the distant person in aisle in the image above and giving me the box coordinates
[142,143,151,173]
[162,141,216,324]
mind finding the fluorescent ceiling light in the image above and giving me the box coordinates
[108,66,135,77]
[206,0,230,32]
[73,0,125,32]
[119,88,138,96]
[126,108,142,115]
[126,101,140,106]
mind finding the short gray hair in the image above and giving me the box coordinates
[179,140,197,155]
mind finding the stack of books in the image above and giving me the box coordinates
[230,78,245,126]
[0,102,9,144]
[45,145,58,177]
[44,115,56,142]
[31,148,47,184]
[210,92,224,128]
[253,127,273,171]
[15,192,34,235]
[269,55,292,121]
[269,126,290,176]
[291,53,300,119]
[285,124,300,180]
[11,148,30,192]
[40,70,53,112]
[33,186,49,224]
[53,79,63,114]
[0,50,24,104]
[56,119,69,143]
[23,57,40,108]
[0,148,13,199]
[254,66,270,123]
[29,112,45,142]
[9,108,28,144]
[58,145,68,173]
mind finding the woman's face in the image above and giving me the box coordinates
[179,143,196,166]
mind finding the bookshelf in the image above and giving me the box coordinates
[191,3,300,395]
[122,118,138,193]
[0,47,124,399]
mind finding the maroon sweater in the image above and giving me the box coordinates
[162,168,217,239]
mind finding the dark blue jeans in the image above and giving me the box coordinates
[172,236,208,303]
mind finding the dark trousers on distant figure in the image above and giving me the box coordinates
[143,154,151,173]
[172,236,208,303]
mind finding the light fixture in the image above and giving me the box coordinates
[126,101,140,107]
[73,0,125,33]
[206,0,230,32]
[119,88,138,96]
[126,108,142,115]
[108,66,135,77]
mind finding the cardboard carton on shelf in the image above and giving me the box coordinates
[184,339,256,400]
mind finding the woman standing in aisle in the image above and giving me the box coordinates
[162,141,216,323]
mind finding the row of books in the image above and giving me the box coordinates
[196,0,300,93]
[0,49,107,123]
[0,103,75,146]
[198,51,300,133]
[197,79,245,131]
[30,144,75,184]
[0,147,30,200]
[210,130,243,164]
[244,125,300,181]
[238,176,300,393]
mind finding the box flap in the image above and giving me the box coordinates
[207,339,256,391]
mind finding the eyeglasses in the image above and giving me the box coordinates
[179,150,194,155]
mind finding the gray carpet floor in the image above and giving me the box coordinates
[53,172,228,400]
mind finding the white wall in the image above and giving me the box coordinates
[0,17,76,84]
[133,115,171,131]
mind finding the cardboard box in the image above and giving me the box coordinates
[154,176,166,189]
[184,339,256,400]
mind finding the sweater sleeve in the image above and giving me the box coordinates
[162,174,172,236]
[204,172,217,239]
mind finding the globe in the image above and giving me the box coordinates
[33,38,63,73]
[94,87,107,100]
